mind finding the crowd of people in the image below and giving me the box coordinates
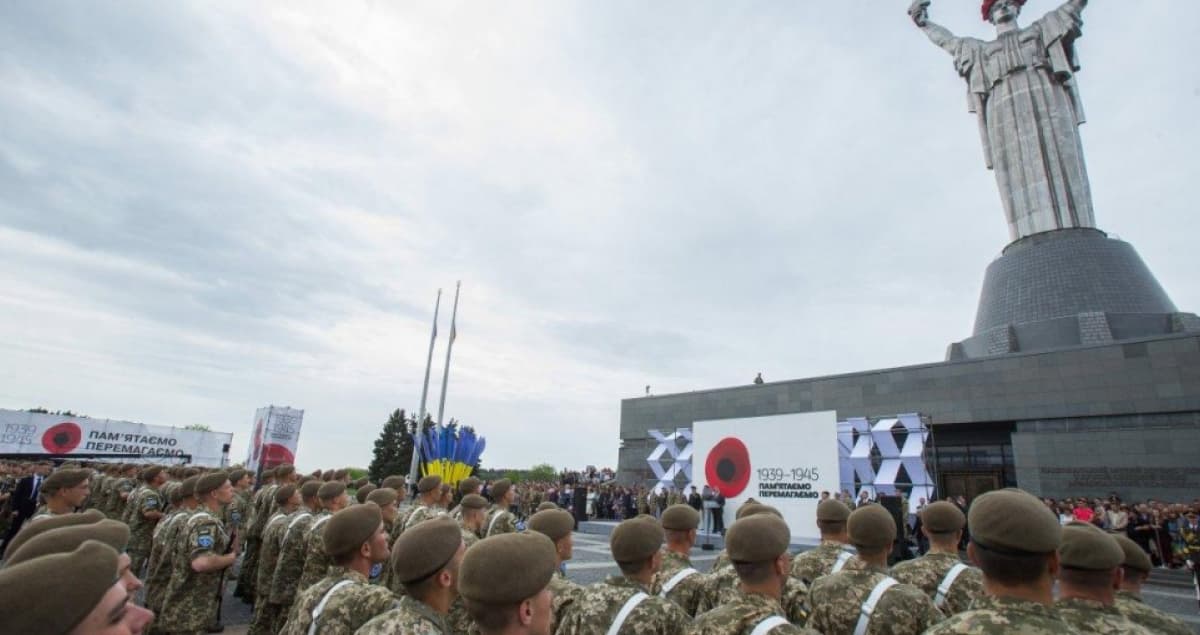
[1,457,1197,635]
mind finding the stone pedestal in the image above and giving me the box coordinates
[948,228,1200,360]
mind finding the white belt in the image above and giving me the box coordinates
[486,510,507,537]
[605,591,648,635]
[934,563,969,609]
[853,576,898,635]
[749,615,789,635]
[659,567,698,596]
[308,579,356,635]
[831,550,854,574]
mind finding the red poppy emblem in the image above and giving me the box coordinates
[705,437,751,497]
[42,422,82,454]
[262,443,295,468]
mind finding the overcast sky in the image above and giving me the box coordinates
[1,1,1196,472]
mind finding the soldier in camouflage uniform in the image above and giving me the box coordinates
[224,468,251,532]
[235,466,276,602]
[650,504,706,616]
[449,477,482,524]
[157,472,240,635]
[807,504,942,635]
[924,489,1080,635]
[124,466,167,577]
[28,468,91,523]
[688,513,818,635]
[889,501,983,616]
[265,480,323,629]
[1110,532,1192,635]
[357,516,466,635]
[789,499,856,585]
[397,475,448,537]
[145,475,198,616]
[296,480,351,592]
[1053,522,1154,634]
[280,503,397,635]
[456,493,490,549]
[484,479,519,538]
[363,487,400,585]
[108,463,139,520]
[458,531,559,635]
[247,484,301,635]
[557,516,688,635]
[528,507,585,631]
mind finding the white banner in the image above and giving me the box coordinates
[693,411,841,545]
[0,409,232,467]
[245,405,304,473]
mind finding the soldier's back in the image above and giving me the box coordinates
[355,594,449,635]
[296,511,336,591]
[889,551,982,616]
[924,596,1079,635]
[807,566,942,635]
[651,551,706,617]
[789,542,852,585]
[268,510,317,604]
[695,566,808,624]
[1113,591,1192,635]
[688,588,817,635]
[280,567,396,635]
[558,576,688,635]
[1054,597,1155,635]
[157,510,229,632]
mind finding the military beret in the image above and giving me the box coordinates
[460,494,489,510]
[353,476,370,488]
[300,481,323,499]
[275,464,296,478]
[417,475,442,494]
[321,470,334,482]
[459,532,557,605]
[727,513,791,563]
[0,541,120,635]
[228,468,248,484]
[179,475,201,499]
[274,484,298,506]
[816,499,852,522]
[333,469,349,481]
[528,509,574,542]
[184,467,201,478]
[536,501,558,512]
[661,504,700,531]
[168,483,186,505]
[491,479,512,500]
[848,504,896,549]
[1059,522,1123,571]
[381,475,407,490]
[195,471,229,496]
[318,481,347,501]
[355,483,378,503]
[3,509,104,559]
[921,501,965,533]
[736,503,783,520]
[458,477,482,495]
[1112,533,1152,573]
[391,517,463,584]
[610,517,664,564]
[311,469,323,478]
[140,466,164,482]
[324,504,383,559]
[968,489,1061,554]
[41,468,90,495]
[366,487,398,507]
[6,519,131,567]
[261,467,277,479]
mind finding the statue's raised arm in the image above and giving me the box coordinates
[907,0,1096,242]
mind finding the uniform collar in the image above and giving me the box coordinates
[606,576,651,593]
[401,594,450,625]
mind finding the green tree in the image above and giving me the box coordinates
[528,463,556,483]
[368,409,412,484]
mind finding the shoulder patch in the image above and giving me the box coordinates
[197,534,215,549]
[369,562,384,580]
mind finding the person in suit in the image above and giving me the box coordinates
[2,461,53,548]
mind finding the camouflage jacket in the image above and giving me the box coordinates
[1113,590,1192,635]
[125,485,166,553]
[297,511,336,591]
[888,551,983,616]
[356,594,449,635]
[924,595,1079,635]
[807,562,942,635]
[788,540,855,585]
[249,484,280,537]
[688,588,819,635]
[256,511,292,594]
[650,550,707,617]
[484,505,518,537]
[696,564,809,624]
[157,510,230,632]
[710,550,731,573]
[460,525,480,549]
[269,509,318,604]
[548,569,585,632]
[403,504,447,533]
[280,567,397,635]
[225,487,251,531]
[1054,597,1155,635]
[144,508,192,612]
[557,575,689,635]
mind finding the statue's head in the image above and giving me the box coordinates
[982,0,1024,24]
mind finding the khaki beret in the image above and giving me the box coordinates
[417,475,442,494]
[921,501,965,533]
[195,471,229,496]
[391,517,463,584]
[848,504,896,549]
[321,470,334,482]
[610,517,664,564]
[353,477,370,489]
[1059,522,1123,570]
[275,464,296,478]
[727,514,791,563]
[528,509,574,542]
[381,475,407,490]
[0,541,120,635]
[366,487,398,507]
[140,466,164,482]
[459,532,557,605]
[969,489,1061,554]
[536,501,558,512]
[41,468,90,495]
[179,475,201,499]
[491,479,512,500]
[168,483,186,505]
[736,503,783,520]
[3,509,104,559]
[6,519,131,567]
[460,494,489,510]
[274,484,298,506]
[318,481,347,501]
[458,477,481,495]
[300,481,323,499]
[356,483,378,504]
[333,469,349,481]
[261,467,277,479]
[1113,533,1152,573]
[324,504,383,558]
[662,504,701,530]
[816,499,852,523]
[228,468,248,484]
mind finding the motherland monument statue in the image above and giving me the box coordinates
[909,0,1091,242]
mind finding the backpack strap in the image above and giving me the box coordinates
[487,509,507,537]
[853,576,899,635]
[605,591,648,635]
[831,549,854,574]
[934,563,969,609]
[749,615,790,635]
[308,579,357,635]
[660,567,699,596]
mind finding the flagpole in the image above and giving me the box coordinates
[408,288,441,491]
[435,281,461,426]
